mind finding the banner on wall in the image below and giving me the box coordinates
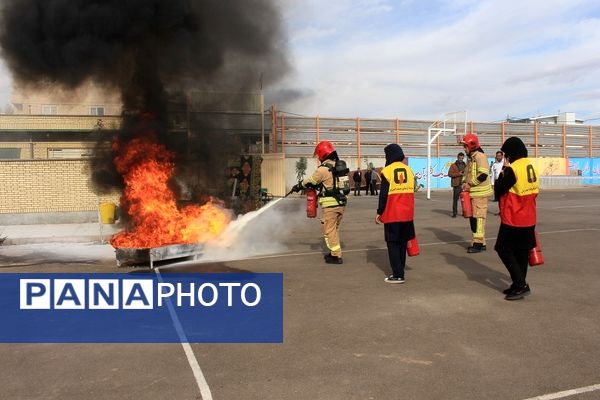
[530,158,567,176]
[407,156,575,190]
[408,157,453,189]
[568,157,600,185]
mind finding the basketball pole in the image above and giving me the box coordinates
[425,111,467,200]
[426,126,455,199]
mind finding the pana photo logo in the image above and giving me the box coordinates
[20,278,262,310]
[0,273,283,343]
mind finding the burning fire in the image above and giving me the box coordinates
[110,132,231,249]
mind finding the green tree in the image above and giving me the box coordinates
[296,157,307,181]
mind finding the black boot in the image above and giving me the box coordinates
[505,284,531,300]
[324,253,343,264]
[467,243,487,253]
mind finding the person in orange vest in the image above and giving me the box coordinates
[494,137,540,300]
[375,144,415,284]
[461,133,493,253]
[292,141,349,264]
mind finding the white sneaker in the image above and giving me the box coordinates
[384,275,405,284]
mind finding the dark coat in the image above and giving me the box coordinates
[448,161,466,187]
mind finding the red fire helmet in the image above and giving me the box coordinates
[313,141,336,161]
[460,133,480,153]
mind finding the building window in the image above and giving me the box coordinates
[48,148,94,159]
[90,106,105,116]
[0,148,21,159]
[42,104,57,115]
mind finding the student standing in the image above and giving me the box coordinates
[494,137,539,300]
[375,144,416,284]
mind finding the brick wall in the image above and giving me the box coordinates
[0,115,121,130]
[0,159,120,214]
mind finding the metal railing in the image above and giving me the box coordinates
[271,114,600,159]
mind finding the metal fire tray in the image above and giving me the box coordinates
[115,243,204,268]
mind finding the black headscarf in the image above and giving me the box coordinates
[384,144,405,166]
[501,137,528,162]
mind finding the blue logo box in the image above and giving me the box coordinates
[0,273,283,343]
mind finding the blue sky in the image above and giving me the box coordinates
[2,0,600,123]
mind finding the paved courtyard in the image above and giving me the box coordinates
[1,188,599,399]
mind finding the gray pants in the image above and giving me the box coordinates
[452,185,461,215]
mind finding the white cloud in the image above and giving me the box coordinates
[2,0,599,123]
[278,0,600,122]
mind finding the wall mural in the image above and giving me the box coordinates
[568,157,600,185]
[228,155,263,212]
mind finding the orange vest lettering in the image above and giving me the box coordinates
[499,158,539,227]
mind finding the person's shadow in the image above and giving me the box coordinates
[439,251,509,293]
[430,208,454,217]
[424,226,469,249]
[365,244,412,276]
[425,227,508,292]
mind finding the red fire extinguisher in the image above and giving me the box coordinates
[306,188,317,218]
[460,191,472,218]
[407,237,420,257]
[529,231,544,266]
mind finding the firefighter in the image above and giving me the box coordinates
[461,133,493,253]
[494,137,539,300]
[375,144,415,283]
[292,141,348,264]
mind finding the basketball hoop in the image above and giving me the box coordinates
[426,111,467,199]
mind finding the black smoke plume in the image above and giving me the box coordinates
[0,0,289,196]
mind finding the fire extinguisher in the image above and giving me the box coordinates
[460,191,472,218]
[306,188,317,218]
[529,231,544,266]
[407,237,420,257]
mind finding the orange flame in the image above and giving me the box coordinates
[110,134,230,249]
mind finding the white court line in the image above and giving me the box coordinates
[522,383,600,400]
[154,269,213,400]
[153,227,599,396]
[157,228,600,269]
[238,228,600,261]
[552,204,600,209]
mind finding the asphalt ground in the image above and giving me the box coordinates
[0,188,599,400]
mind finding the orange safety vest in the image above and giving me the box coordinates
[499,158,539,227]
[380,162,415,223]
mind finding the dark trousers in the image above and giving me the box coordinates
[353,184,361,195]
[369,181,378,195]
[452,185,461,215]
[497,248,530,289]
[387,240,407,278]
